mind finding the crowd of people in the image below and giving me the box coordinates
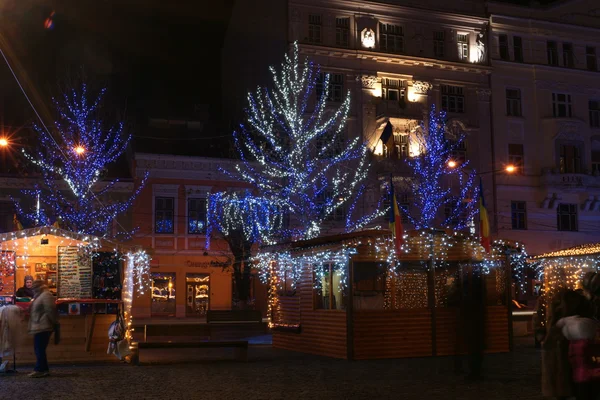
[542,272,600,400]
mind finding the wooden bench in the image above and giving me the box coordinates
[207,310,262,324]
[131,340,248,365]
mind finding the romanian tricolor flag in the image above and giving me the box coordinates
[380,121,394,153]
[479,178,491,253]
[388,178,404,257]
[13,214,23,231]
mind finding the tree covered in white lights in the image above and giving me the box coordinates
[206,191,284,303]
[16,84,146,237]
[405,105,478,230]
[224,42,378,241]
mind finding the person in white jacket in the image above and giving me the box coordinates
[557,290,599,400]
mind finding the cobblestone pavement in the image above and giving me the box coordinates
[1,338,544,400]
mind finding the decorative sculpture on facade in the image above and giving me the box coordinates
[412,81,433,94]
[475,24,488,63]
[361,28,375,49]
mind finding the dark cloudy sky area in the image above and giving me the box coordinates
[0,0,561,131]
[0,0,234,127]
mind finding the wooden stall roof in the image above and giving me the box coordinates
[0,226,142,253]
[261,229,499,262]
[261,229,391,253]
[532,243,600,260]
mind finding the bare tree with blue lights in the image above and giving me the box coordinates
[206,191,284,304]
[406,105,478,230]
[16,84,146,237]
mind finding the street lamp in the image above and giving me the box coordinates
[74,145,85,156]
[446,160,517,175]
[0,137,8,148]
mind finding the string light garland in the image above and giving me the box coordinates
[258,229,527,326]
[17,84,148,238]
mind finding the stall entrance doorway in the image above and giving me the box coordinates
[186,274,209,317]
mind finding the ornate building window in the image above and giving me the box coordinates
[379,23,404,53]
[513,36,523,62]
[433,31,445,58]
[508,143,524,173]
[308,14,322,44]
[547,41,558,66]
[335,18,350,47]
[506,88,522,117]
[316,73,344,102]
[590,100,600,128]
[587,46,597,71]
[447,122,467,163]
[511,201,527,230]
[155,197,174,234]
[558,142,582,173]
[394,134,409,159]
[441,85,465,113]
[557,204,578,232]
[457,33,469,61]
[552,93,572,118]
[562,43,574,68]
[187,198,206,234]
[499,34,509,60]
[591,139,600,174]
[382,78,405,102]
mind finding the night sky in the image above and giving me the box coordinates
[0,0,559,158]
[0,0,234,126]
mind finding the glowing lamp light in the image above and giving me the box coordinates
[447,160,457,168]
[0,138,8,147]
[74,145,86,155]
[505,164,516,173]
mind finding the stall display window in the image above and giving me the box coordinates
[93,252,122,307]
[0,251,15,304]
[151,272,176,316]
[352,261,387,310]
[314,263,346,310]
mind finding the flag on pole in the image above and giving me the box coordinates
[13,214,23,231]
[388,176,404,257]
[380,121,394,151]
[479,178,491,253]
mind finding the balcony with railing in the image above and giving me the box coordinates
[540,170,600,189]
[376,100,424,120]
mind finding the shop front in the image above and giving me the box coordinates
[0,227,146,365]
[132,254,233,319]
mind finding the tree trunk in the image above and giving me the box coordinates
[226,229,254,308]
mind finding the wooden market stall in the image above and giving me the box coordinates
[263,229,514,360]
[531,242,600,328]
[0,226,142,364]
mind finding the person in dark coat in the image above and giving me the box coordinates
[541,289,574,399]
[16,275,34,298]
[465,266,486,381]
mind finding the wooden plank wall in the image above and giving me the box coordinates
[353,310,432,360]
[14,315,120,364]
[485,306,509,353]
[436,308,461,356]
[272,266,347,359]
